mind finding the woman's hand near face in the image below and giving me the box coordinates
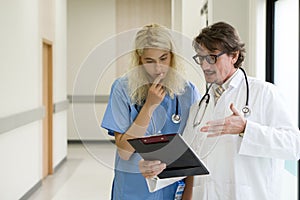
[145,74,166,110]
[115,74,166,160]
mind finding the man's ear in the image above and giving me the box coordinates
[232,51,239,64]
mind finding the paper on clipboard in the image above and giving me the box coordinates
[127,133,209,179]
[146,176,185,192]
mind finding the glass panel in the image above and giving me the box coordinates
[274,0,299,199]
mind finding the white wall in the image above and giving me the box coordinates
[67,0,116,140]
[209,0,250,74]
[0,1,41,199]
[67,0,116,95]
[178,0,207,93]
[0,0,67,199]
[0,0,40,117]
[53,0,68,169]
[248,0,266,79]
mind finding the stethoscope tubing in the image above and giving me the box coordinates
[193,67,250,127]
[193,83,213,127]
[239,67,249,107]
[172,96,181,123]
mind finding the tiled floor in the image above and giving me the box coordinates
[28,142,115,200]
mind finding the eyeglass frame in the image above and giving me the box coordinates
[193,51,226,65]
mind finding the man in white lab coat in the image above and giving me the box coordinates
[139,21,300,200]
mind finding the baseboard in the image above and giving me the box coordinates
[19,180,42,200]
[54,156,67,173]
[19,156,67,199]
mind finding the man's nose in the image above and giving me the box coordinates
[201,61,210,70]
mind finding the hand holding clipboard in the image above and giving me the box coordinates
[127,133,209,179]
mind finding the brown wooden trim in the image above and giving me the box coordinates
[42,38,53,45]
[42,40,53,177]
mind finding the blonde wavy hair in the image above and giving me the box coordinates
[127,24,187,106]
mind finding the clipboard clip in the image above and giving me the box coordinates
[141,135,169,144]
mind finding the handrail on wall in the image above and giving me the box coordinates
[0,100,69,135]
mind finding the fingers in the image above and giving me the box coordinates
[201,103,246,136]
[200,118,224,132]
[204,119,225,126]
[200,103,239,132]
[147,73,166,105]
[139,159,166,179]
[207,132,221,137]
[153,73,163,85]
[152,74,165,94]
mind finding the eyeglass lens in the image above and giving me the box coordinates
[193,52,225,65]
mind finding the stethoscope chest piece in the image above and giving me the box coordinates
[172,114,181,124]
[242,106,251,117]
[172,96,181,124]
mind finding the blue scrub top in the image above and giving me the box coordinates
[101,76,200,200]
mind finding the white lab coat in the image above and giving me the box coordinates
[183,70,300,200]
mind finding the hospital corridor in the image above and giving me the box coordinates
[0,0,299,200]
[27,142,115,200]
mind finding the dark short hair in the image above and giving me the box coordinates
[193,21,246,68]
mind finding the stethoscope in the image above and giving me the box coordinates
[135,96,181,124]
[171,96,181,124]
[193,67,250,127]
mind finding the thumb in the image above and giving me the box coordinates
[230,103,240,116]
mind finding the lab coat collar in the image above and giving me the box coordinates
[209,69,244,97]
[212,69,242,92]
[226,68,245,90]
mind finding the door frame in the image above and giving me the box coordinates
[42,39,53,177]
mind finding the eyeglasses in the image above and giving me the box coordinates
[193,51,226,65]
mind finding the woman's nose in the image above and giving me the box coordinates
[155,61,162,69]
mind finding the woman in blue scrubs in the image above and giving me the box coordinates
[101,24,200,200]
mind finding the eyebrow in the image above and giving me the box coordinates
[144,53,169,60]
[160,53,168,58]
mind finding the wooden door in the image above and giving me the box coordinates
[42,40,53,178]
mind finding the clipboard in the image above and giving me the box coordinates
[127,133,209,179]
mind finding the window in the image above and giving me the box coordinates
[266,0,299,199]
